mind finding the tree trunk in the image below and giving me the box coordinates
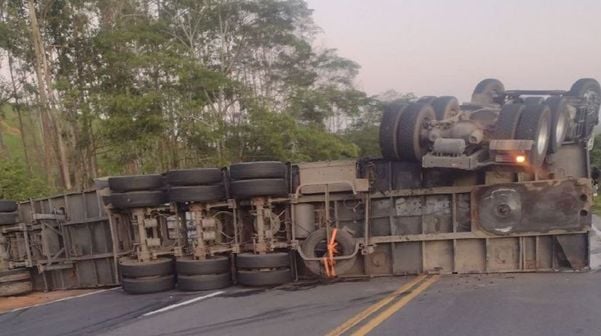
[26,0,72,190]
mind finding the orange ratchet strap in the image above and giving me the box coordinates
[322,228,338,278]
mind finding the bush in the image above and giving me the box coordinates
[0,159,50,201]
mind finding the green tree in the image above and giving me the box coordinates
[0,158,49,200]
[0,0,379,200]
[590,134,601,168]
[343,91,415,157]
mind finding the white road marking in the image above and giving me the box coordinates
[142,291,224,317]
[5,287,121,314]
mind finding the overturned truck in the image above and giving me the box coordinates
[1,78,599,295]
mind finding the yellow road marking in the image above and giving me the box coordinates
[325,274,428,336]
[351,275,440,336]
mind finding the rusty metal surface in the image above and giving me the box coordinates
[295,160,369,194]
[293,160,591,276]
[9,190,133,290]
[476,179,591,235]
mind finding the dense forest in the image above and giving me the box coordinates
[0,0,414,200]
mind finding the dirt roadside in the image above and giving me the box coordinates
[0,289,102,313]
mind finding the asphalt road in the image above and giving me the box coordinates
[372,272,601,336]
[1,271,601,336]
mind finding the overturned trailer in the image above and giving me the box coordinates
[0,78,599,294]
[0,190,131,293]
[292,160,591,277]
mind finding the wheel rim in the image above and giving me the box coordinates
[555,112,567,145]
[583,89,601,113]
[536,117,550,155]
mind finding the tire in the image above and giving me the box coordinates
[236,253,290,269]
[178,273,231,291]
[167,185,226,203]
[229,179,288,199]
[176,256,230,275]
[166,168,223,186]
[301,228,357,276]
[471,78,505,105]
[515,104,552,167]
[108,174,163,193]
[379,103,407,160]
[229,162,286,180]
[0,280,32,297]
[0,200,17,213]
[431,96,460,120]
[110,191,166,209]
[236,268,291,287]
[95,178,110,190]
[416,96,437,104]
[0,212,18,225]
[0,269,30,283]
[396,102,435,161]
[493,104,525,139]
[545,97,569,153]
[121,275,175,294]
[568,78,601,123]
[119,257,174,278]
[569,78,601,100]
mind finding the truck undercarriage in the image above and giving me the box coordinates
[0,78,599,295]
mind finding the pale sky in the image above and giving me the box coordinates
[306,0,601,102]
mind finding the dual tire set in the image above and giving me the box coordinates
[108,175,166,209]
[118,253,291,294]
[163,161,290,201]
[119,258,175,294]
[235,252,291,286]
[107,161,289,209]
[484,78,601,167]
[176,252,292,290]
[379,78,601,167]
[118,256,233,294]
[227,162,291,287]
[176,256,231,291]
[228,161,288,199]
[164,160,289,203]
[493,100,563,166]
[379,96,460,162]
[166,168,225,204]
[473,78,570,167]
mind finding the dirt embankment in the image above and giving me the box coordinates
[0,289,99,313]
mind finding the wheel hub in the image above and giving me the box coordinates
[583,89,601,114]
[479,188,522,234]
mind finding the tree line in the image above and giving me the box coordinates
[0,0,413,199]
